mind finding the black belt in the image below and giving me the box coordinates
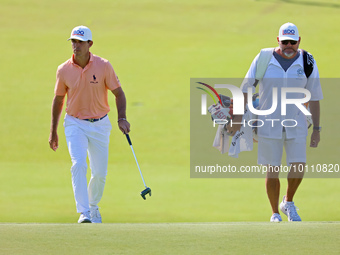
[83,114,107,122]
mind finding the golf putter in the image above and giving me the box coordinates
[125,133,151,200]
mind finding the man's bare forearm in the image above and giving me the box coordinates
[111,87,130,134]
[309,100,321,148]
[50,95,65,133]
[309,100,320,127]
[111,87,127,120]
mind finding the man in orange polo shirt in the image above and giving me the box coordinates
[49,25,130,223]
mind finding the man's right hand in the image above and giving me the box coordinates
[225,115,243,136]
[49,95,65,152]
[49,131,59,151]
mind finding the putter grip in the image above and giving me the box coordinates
[125,133,132,146]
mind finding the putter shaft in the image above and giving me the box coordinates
[130,144,147,187]
[125,134,147,188]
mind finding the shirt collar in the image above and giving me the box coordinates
[88,52,93,63]
[71,52,93,66]
[270,50,303,67]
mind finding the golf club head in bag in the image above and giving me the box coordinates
[141,187,152,200]
[219,94,231,108]
[125,133,152,200]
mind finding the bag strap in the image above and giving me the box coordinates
[302,49,314,78]
[253,48,314,87]
[253,48,275,87]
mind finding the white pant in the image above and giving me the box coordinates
[64,114,112,213]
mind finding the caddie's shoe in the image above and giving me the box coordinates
[90,207,102,223]
[78,211,92,223]
[280,196,301,222]
[270,213,282,222]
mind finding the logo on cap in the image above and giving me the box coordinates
[283,29,295,35]
[72,30,85,36]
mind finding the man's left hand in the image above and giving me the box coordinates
[310,130,320,148]
[118,119,130,134]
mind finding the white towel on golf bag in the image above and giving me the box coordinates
[213,105,253,158]
[213,125,230,154]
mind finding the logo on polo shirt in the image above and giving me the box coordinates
[90,74,98,84]
[72,30,85,36]
[282,29,295,35]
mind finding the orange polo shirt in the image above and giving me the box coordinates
[54,53,121,119]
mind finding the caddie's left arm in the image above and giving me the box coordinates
[111,87,130,134]
[309,100,320,148]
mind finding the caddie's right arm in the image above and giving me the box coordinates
[49,95,65,151]
[225,93,247,136]
[227,53,259,136]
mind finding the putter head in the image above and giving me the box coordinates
[140,187,151,200]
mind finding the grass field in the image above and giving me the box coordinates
[1,222,339,255]
[0,0,340,253]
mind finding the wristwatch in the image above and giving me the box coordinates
[313,126,322,132]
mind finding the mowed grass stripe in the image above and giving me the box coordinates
[0,222,339,255]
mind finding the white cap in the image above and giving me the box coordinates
[278,22,299,41]
[68,25,92,41]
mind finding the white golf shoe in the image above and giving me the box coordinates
[90,207,102,223]
[280,196,302,221]
[78,211,92,223]
[270,213,282,222]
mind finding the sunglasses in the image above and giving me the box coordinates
[281,40,298,45]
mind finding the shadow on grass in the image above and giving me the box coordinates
[257,0,340,9]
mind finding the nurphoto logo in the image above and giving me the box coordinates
[199,83,311,128]
[200,84,311,116]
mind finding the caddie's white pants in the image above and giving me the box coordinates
[64,114,112,213]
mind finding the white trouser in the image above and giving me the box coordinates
[64,114,112,213]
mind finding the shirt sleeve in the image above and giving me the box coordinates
[305,60,323,101]
[105,62,121,91]
[54,68,67,96]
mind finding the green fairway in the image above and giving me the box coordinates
[1,1,340,254]
[1,222,339,255]
[0,0,339,227]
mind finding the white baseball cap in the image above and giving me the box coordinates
[278,22,299,41]
[68,25,92,41]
